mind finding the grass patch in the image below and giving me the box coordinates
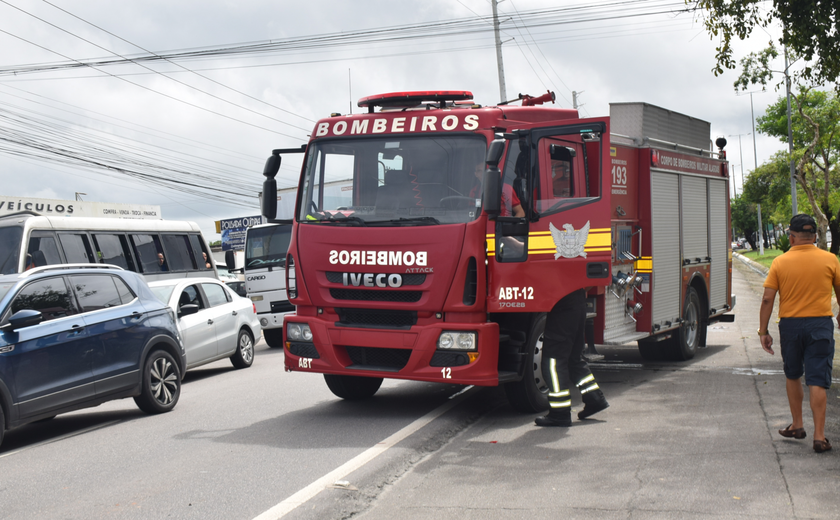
[741,249,784,269]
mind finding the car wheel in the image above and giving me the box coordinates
[0,404,5,449]
[134,350,181,414]
[230,329,255,369]
[263,328,284,349]
[504,314,550,413]
[324,374,383,400]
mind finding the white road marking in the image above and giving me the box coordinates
[0,420,121,459]
[252,386,476,520]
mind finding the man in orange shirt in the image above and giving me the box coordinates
[759,214,840,453]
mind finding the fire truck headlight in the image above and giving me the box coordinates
[438,331,476,351]
[287,323,312,342]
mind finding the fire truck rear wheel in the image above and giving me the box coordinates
[324,374,383,400]
[504,314,550,414]
[263,328,284,349]
[669,287,702,361]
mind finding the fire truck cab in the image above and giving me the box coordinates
[264,91,734,413]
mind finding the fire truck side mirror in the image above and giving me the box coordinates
[483,140,506,217]
[261,152,281,219]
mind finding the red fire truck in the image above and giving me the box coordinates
[261,91,735,413]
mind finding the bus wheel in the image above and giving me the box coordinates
[263,328,284,349]
[504,314,550,414]
[324,374,383,400]
[668,287,702,361]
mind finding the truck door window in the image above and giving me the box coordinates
[534,133,601,216]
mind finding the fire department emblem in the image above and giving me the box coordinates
[550,221,590,259]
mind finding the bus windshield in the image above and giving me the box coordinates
[298,135,487,226]
[0,225,23,275]
[245,225,292,269]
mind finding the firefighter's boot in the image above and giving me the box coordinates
[535,408,572,427]
[578,389,609,420]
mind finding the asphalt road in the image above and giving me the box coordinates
[2,260,839,519]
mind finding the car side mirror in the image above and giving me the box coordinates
[6,309,43,331]
[224,250,235,271]
[179,304,199,317]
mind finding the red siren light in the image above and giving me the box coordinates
[357,91,473,111]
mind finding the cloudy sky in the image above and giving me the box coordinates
[0,0,792,241]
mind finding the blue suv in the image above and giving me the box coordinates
[0,264,186,448]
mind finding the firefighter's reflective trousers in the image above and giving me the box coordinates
[542,289,600,409]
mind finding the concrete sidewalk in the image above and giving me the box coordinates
[348,260,840,520]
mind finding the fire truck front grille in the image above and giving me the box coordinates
[288,342,320,358]
[335,308,417,329]
[330,289,421,303]
[345,346,411,371]
[326,272,426,285]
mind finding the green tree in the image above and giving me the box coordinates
[692,0,840,87]
[756,89,840,250]
[730,196,759,250]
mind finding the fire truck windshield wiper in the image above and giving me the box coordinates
[319,214,366,226]
[382,216,441,226]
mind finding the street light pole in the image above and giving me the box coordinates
[728,133,750,196]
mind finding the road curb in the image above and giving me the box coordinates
[733,251,769,278]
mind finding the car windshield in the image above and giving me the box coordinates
[0,224,23,275]
[149,285,175,304]
[245,225,291,268]
[298,135,487,226]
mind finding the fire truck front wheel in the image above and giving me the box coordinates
[263,328,284,349]
[324,374,384,400]
[504,314,550,414]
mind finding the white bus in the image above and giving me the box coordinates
[0,211,217,281]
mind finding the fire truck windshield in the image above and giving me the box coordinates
[298,135,487,225]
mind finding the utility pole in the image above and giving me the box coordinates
[784,49,797,214]
[749,92,758,170]
[491,0,507,102]
[758,203,764,255]
[728,133,750,195]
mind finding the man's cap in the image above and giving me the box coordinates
[790,213,817,233]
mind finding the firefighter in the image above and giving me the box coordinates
[535,288,609,427]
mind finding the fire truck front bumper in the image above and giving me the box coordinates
[282,317,502,386]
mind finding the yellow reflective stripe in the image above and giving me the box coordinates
[576,374,595,386]
[549,400,572,408]
[635,257,652,271]
[580,383,600,394]
[549,358,560,394]
[548,390,570,398]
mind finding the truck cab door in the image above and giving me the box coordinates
[489,119,612,312]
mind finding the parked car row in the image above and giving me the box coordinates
[0,265,260,448]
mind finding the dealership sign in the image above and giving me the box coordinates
[0,196,161,219]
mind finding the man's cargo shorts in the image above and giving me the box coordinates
[779,316,835,388]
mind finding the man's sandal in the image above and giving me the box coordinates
[814,438,832,453]
[778,424,807,439]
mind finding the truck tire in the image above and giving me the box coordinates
[668,287,702,361]
[324,374,383,400]
[134,350,181,414]
[504,314,550,414]
[263,328,284,349]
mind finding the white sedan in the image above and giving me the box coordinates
[148,277,261,373]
